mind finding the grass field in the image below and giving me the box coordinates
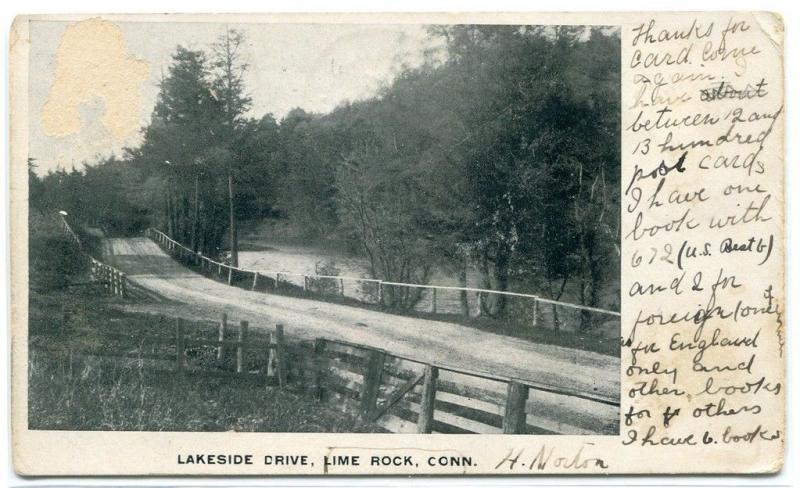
[27,288,380,433]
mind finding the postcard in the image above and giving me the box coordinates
[9,11,785,475]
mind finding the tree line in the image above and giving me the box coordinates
[30,25,621,328]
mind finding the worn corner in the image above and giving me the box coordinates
[751,11,784,54]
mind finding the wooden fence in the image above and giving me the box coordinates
[288,338,619,435]
[40,311,289,385]
[59,213,133,299]
[145,228,620,335]
[52,221,617,433]
[87,256,128,298]
[39,305,618,435]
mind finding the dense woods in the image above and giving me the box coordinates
[30,25,621,327]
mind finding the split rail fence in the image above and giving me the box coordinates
[36,312,288,385]
[38,307,619,434]
[292,337,618,435]
[145,228,620,335]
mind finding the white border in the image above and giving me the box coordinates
[2,0,797,486]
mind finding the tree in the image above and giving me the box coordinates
[211,28,253,267]
[33,25,621,335]
[139,46,222,245]
[334,126,434,310]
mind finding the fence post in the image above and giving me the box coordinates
[312,338,327,400]
[175,318,185,373]
[377,282,383,305]
[274,273,280,291]
[417,365,438,433]
[274,324,287,387]
[252,272,259,291]
[340,278,345,297]
[218,263,223,277]
[532,299,538,327]
[120,273,127,299]
[236,320,249,374]
[227,266,234,286]
[217,313,227,360]
[360,349,386,419]
[264,331,272,379]
[60,304,69,330]
[303,276,308,292]
[503,381,529,434]
[431,288,437,314]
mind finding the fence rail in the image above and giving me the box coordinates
[289,336,618,435]
[40,306,618,435]
[43,311,289,384]
[144,228,620,334]
[59,213,131,299]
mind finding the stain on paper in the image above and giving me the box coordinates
[41,17,149,139]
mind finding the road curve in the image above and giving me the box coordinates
[102,237,620,431]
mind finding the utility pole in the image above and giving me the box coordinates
[228,170,238,267]
[166,184,175,238]
[190,173,199,252]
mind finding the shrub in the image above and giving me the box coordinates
[29,233,87,291]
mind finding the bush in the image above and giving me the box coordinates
[29,235,87,290]
[28,212,88,291]
[306,259,342,296]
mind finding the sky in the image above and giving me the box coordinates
[28,20,439,174]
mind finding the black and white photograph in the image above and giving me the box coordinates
[25,19,621,436]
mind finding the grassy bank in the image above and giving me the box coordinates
[28,289,379,432]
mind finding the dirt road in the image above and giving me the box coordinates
[102,237,619,431]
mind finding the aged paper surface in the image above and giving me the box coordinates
[9,11,784,475]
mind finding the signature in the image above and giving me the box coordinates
[494,443,608,471]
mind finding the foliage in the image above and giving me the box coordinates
[28,212,87,290]
[29,25,621,331]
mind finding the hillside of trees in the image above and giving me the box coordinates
[29,25,621,329]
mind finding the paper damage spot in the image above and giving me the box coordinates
[752,11,784,55]
[41,17,149,139]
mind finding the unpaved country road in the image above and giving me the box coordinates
[103,237,619,428]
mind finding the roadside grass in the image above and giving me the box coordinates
[442,315,620,357]
[28,350,378,432]
[28,288,381,433]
